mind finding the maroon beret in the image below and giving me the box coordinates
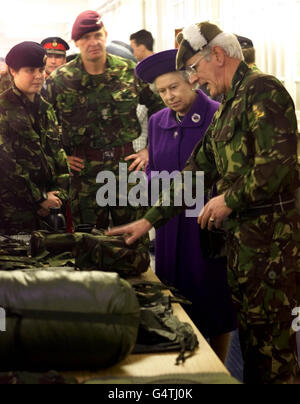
[72,11,104,42]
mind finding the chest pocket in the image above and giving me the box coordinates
[59,93,88,126]
[111,85,138,119]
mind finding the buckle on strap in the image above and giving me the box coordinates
[103,150,115,161]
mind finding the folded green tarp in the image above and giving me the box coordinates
[0,270,140,371]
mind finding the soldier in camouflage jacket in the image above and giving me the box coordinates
[107,23,300,384]
[0,72,12,95]
[44,11,161,232]
[0,42,70,235]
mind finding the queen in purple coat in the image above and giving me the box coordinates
[136,50,237,362]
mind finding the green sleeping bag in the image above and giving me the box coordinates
[0,270,140,371]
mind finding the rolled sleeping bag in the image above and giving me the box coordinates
[0,270,140,371]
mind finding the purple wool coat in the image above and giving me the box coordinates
[147,90,237,338]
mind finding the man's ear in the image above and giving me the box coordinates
[213,46,226,66]
[74,40,79,49]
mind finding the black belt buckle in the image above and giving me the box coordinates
[103,150,114,162]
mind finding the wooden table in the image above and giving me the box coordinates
[65,268,230,384]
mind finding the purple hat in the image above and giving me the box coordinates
[72,11,104,42]
[135,49,178,84]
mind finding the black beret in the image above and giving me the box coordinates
[236,35,254,49]
[6,42,47,70]
[41,37,70,54]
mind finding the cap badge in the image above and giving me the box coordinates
[52,40,58,48]
[192,114,201,123]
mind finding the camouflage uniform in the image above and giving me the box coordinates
[144,62,300,384]
[0,72,12,95]
[0,85,70,235]
[44,54,159,234]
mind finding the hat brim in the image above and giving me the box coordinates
[135,49,178,84]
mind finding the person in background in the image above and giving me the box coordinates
[106,40,137,62]
[135,49,236,362]
[130,29,154,62]
[0,57,12,94]
[44,11,161,235]
[105,39,148,158]
[107,21,300,384]
[0,42,70,235]
[236,35,260,72]
[0,57,6,74]
[41,37,70,78]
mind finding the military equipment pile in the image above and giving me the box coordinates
[0,231,199,374]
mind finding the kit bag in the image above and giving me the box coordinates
[30,230,150,277]
[0,270,140,371]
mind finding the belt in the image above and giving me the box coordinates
[73,143,134,162]
[233,194,296,219]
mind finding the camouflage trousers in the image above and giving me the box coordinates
[70,158,149,243]
[0,208,43,235]
[226,209,300,384]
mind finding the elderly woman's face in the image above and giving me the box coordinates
[155,72,197,115]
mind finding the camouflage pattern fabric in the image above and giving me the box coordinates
[44,54,161,231]
[30,229,150,277]
[0,72,12,95]
[0,85,70,235]
[144,62,300,384]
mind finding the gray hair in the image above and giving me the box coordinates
[201,32,244,61]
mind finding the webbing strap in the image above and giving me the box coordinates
[5,308,139,327]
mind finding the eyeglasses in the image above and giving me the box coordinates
[185,54,206,77]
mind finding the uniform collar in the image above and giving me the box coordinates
[159,90,212,130]
[12,83,47,115]
[77,53,135,86]
[223,61,250,104]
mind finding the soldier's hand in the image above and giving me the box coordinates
[68,156,85,173]
[105,219,152,245]
[198,194,233,231]
[125,148,149,172]
[40,191,63,211]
